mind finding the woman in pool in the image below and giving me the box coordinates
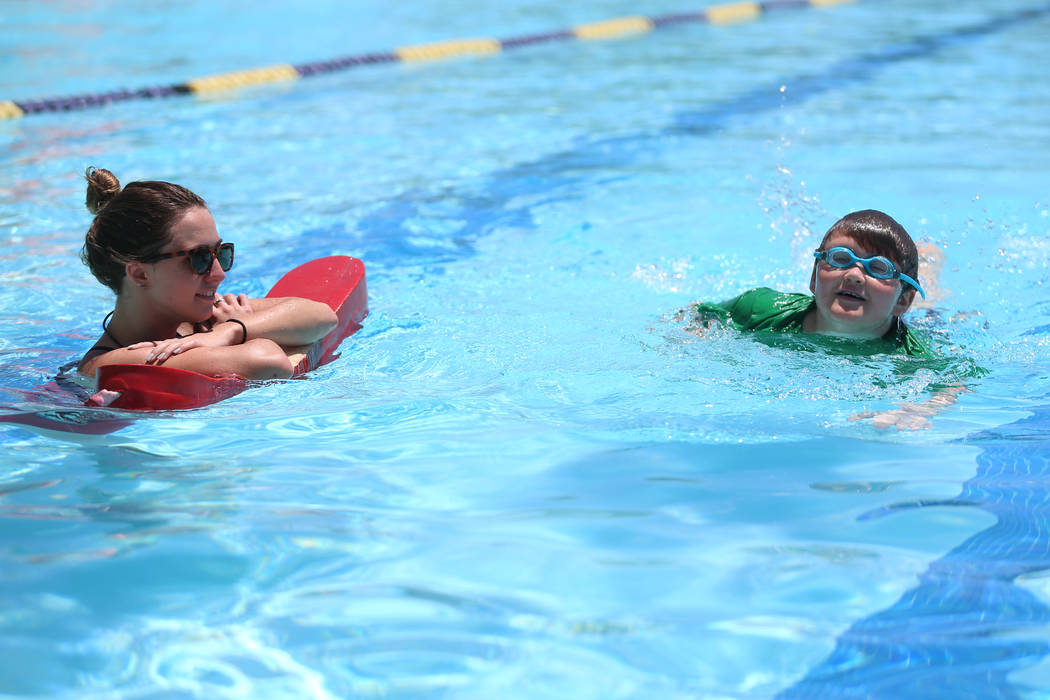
[77,167,337,380]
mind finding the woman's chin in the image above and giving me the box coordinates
[190,301,215,322]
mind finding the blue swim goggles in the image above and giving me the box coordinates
[814,246,926,299]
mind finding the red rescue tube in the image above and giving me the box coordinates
[92,364,247,410]
[93,255,367,411]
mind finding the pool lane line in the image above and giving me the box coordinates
[295,1,1050,274]
[2,0,854,120]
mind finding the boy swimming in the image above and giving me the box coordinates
[689,209,967,429]
[693,209,932,356]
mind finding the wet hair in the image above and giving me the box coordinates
[817,209,919,282]
[81,167,207,293]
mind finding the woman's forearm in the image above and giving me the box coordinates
[229,298,338,347]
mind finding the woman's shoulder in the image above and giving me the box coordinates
[77,342,121,376]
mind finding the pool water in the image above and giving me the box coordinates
[3,1,1050,697]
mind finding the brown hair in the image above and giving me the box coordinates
[81,167,208,293]
[817,209,919,281]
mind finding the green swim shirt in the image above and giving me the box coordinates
[694,287,935,359]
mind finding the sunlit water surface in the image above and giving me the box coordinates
[2,1,1050,697]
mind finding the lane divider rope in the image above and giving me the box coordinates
[573,16,656,40]
[2,0,854,119]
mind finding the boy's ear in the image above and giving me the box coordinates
[125,261,149,289]
[808,264,817,295]
[894,288,916,316]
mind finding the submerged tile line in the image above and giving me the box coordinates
[777,402,1050,697]
[2,0,854,119]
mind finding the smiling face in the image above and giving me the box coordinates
[808,232,915,337]
[134,206,225,323]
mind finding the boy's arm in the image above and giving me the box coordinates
[851,383,970,431]
[912,242,947,310]
[687,291,756,327]
[860,243,969,429]
[675,296,739,335]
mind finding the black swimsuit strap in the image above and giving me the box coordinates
[79,344,120,367]
[101,310,198,347]
[101,310,127,348]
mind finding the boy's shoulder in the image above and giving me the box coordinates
[733,287,811,314]
[697,287,813,332]
[896,323,937,359]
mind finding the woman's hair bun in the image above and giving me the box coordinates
[84,166,121,215]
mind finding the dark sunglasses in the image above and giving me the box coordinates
[143,242,235,275]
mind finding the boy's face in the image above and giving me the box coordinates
[808,233,915,337]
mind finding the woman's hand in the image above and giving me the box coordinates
[126,324,244,364]
[210,292,254,324]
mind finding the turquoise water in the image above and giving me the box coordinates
[2,1,1050,697]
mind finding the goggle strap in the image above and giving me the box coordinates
[899,273,926,300]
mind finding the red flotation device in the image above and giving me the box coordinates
[90,255,367,410]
